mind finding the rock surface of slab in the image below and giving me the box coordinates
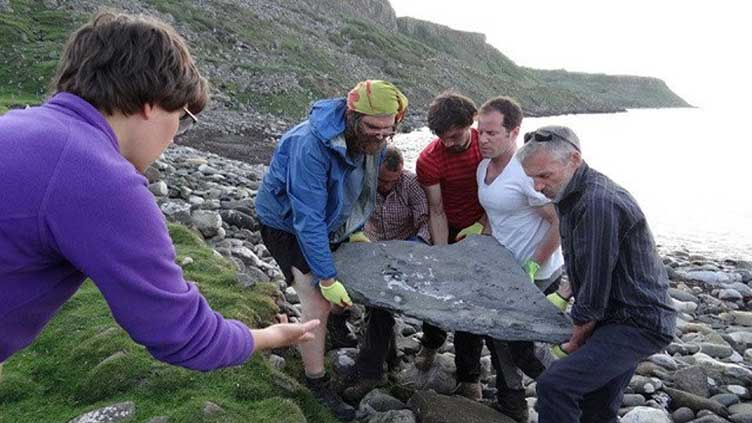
[334,237,572,343]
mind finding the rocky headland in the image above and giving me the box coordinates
[1,0,691,164]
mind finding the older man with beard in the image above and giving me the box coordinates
[255,80,408,421]
[517,125,676,423]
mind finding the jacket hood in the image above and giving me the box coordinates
[309,98,346,142]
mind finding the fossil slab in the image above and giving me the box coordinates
[334,236,572,343]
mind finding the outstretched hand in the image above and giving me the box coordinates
[251,318,320,351]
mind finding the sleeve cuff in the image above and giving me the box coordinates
[570,304,603,325]
[233,320,255,364]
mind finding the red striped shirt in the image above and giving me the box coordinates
[416,128,484,229]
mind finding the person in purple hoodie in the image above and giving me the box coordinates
[0,12,319,381]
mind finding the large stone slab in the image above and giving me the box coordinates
[334,236,572,343]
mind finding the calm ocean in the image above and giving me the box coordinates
[394,107,752,261]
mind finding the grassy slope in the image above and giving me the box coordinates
[0,224,340,423]
[0,1,80,113]
[0,0,688,119]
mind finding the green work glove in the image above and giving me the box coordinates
[319,280,353,307]
[455,222,484,241]
[546,292,569,312]
[522,259,540,283]
[551,344,569,359]
[348,231,371,243]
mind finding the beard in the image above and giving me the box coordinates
[551,169,576,203]
[446,141,470,154]
[344,113,388,156]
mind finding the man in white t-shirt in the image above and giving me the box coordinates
[476,96,570,422]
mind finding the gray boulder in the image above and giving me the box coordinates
[621,406,672,423]
[365,409,416,423]
[407,390,516,423]
[68,402,136,423]
[191,210,222,238]
[674,366,710,398]
[664,387,729,417]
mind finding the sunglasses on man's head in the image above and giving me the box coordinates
[176,107,198,137]
[523,130,580,152]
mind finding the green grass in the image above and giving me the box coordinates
[0,0,687,122]
[0,1,82,107]
[0,224,340,423]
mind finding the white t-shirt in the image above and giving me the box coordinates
[477,156,564,280]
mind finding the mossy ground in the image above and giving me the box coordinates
[0,224,341,423]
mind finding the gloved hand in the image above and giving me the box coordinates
[348,231,371,243]
[319,280,353,307]
[551,344,569,359]
[455,222,484,241]
[546,292,569,312]
[522,259,540,283]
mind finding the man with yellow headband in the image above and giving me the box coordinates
[255,80,407,421]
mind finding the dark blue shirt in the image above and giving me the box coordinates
[557,163,676,338]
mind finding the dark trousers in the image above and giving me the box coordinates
[355,307,396,378]
[536,324,671,423]
[489,276,560,417]
[421,323,484,383]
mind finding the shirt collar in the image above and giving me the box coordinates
[46,92,119,151]
[557,161,590,204]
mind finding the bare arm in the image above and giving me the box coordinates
[532,204,560,264]
[423,183,449,245]
[251,319,319,351]
[479,213,491,235]
[406,175,432,243]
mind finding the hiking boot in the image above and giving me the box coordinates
[453,382,482,401]
[495,389,529,422]
[327,311,358,350]
[342,373,388,403]
[414,346,437,371]
[305,374,356,421]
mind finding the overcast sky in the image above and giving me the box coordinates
[389,0,750,110]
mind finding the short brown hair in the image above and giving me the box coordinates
[479,96,523,131]
[382,145,403,171]
[53,12,208,116]
[427,92,477,136]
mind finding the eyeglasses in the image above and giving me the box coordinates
[523,130,580,152]
[176,107,198,137]
[361,121,396,139]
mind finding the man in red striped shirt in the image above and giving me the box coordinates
[414,92,488,400]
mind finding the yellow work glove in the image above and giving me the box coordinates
[319,280,353,307]
[348,231,371,243]
[551,344,569,359]
[455,222,484,241]
[522,259,540,283]
[546,292,569,312]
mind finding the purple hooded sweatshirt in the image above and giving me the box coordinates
[0,93,254,370]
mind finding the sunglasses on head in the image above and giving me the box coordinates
[176,107,198,137]
[524,130,580,152]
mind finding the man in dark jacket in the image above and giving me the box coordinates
[518,125,676,423]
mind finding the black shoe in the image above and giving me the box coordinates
[495,389,529,423]
[305,374,357,421]
[327,311,358,349]
[342,373,388,404]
